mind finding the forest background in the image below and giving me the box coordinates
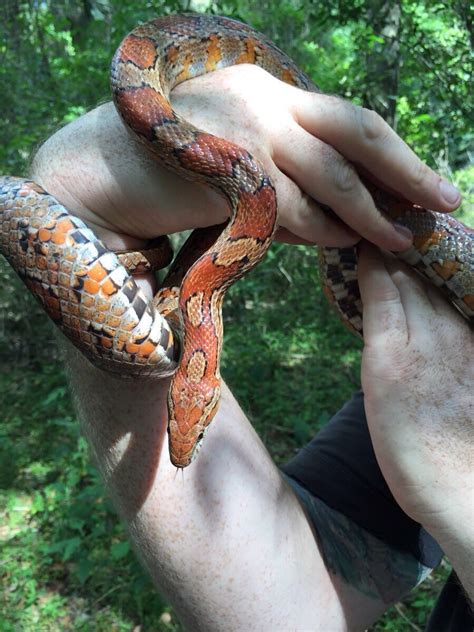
[0,0,472,630]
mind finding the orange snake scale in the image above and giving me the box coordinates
[0,14,472,467]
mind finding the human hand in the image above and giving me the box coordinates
[32,65,461,255]
[358,242,473,593]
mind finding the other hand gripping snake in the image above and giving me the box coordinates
[0,14,472,467]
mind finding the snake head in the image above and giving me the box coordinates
[167,374,221,468]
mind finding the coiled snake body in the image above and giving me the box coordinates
[0,14,472,467]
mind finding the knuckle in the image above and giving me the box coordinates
[359,107,389,143]
[409,159,431,190]
[320,94,354,124]
[320,94,343,110]
[332,156,359,193]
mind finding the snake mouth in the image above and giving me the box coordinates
[169,427,207,469]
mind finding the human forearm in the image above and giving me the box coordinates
[61,342,353,631]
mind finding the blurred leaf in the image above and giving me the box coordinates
[111,540,131,561]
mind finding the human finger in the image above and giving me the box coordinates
[384,255,469,338]
[265,160,360,246]
[273,228,314,244]
[275,193,360,246]
[358,242,408,344]
[294,94,461,213]
[273,125,413,252]
[383,256,437,339]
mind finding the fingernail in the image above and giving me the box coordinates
[439,179,460,204]
[393,222,413,241]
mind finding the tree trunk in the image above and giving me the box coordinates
[363,0,402,129]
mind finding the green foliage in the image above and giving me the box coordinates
[0,0,472,629]
[0,365,179,630]
[223,243,361,461]
[1,0,472,176]
[371,563,451,631]
[220,0,472,167]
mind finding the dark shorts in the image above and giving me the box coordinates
[281,390,473,630]
[281,390,441,564]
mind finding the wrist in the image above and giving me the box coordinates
[423,489,474,547]
[427,517,474,601]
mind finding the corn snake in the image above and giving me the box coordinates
[0,14,473,468]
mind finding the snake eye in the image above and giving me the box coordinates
[189,430,206,464]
